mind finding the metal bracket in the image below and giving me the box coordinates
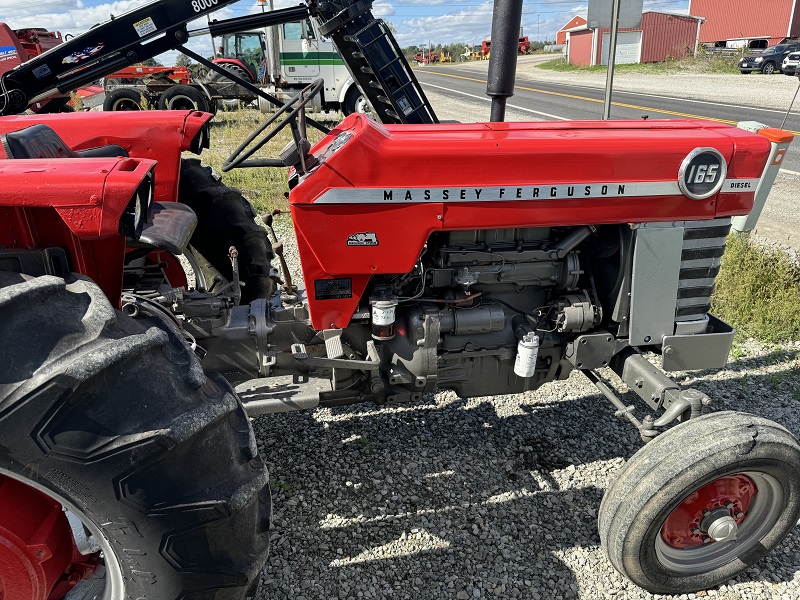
[564,331,627,370]
[292,340,380,372]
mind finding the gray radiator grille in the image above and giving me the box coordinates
[676,218,731,322]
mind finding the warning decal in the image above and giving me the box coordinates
[133,17,157,37]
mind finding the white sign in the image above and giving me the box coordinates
[587,0,643,29]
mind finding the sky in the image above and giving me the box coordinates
[0,0,692,65]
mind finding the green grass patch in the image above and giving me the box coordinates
[200,109,330,215]
[537,53,741,75]
[712,234,800,343]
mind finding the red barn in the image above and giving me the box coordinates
[689,0,800,47]
[567,11,704,66]
[557,15,587,45]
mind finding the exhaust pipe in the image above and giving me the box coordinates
[487,0,524,122]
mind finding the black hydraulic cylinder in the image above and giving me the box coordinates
[486,0,524,122]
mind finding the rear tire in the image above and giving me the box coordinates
[599,411,800,594]
[158,84,211,112]
[178,158,274,303]
[0,272,271,599]
[103,88,145,111]
[207,64,254,111]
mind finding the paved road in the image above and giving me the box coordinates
[415,65,800,172]
[414,64,800,250]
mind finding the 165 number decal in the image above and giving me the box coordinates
[678,148,727,200]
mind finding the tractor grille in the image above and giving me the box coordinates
[675,218,731,322]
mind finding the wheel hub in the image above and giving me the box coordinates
[661,474,756,548]
[0,475,94,600]
[705,513,738,542]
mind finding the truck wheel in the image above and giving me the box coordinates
[158,84,211,112]
[0,272,271,599]
[178,158,274,303]
[103,88,145,111]
[598,411,800,594]
[343,85,373,117]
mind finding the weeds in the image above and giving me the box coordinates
[537,53,740,75]
[711,234,800,343]
[273,479,294,492]
[68,91,84,112]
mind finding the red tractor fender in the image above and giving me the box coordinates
[0,111,212,203]
[0,156,157,303]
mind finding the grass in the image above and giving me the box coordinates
[200,109,331,214]
[711,234,800,343]
[537,52,741,75]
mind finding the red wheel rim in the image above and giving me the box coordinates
[661,473,757,549]
[0,476,97,600]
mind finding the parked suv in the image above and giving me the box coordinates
[783,51,800,75]
[739,43,800,74]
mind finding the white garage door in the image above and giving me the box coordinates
[601,31,642,65]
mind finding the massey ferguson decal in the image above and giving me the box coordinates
[312,177,752,204]
[347,232,378,246]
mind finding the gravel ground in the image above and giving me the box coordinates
[248,218,800,600]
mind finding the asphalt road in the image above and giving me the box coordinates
[415,65,800,173]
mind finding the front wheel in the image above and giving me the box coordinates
[598,411,800,594]
[762,61,777,74]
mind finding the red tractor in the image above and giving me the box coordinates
[0,1,798,599]
[414,50,439,64]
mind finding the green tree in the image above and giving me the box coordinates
[176,53,193,68]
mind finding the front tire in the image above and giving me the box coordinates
[598,411,800,594]
[0,273,271,599]
[762,61,776,74]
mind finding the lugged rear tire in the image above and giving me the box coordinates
[0,272,271,599]
[178,158,274,303]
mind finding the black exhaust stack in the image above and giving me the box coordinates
[487,0,524,122]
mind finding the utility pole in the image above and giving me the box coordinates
[602,0,621,120]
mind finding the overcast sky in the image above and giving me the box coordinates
[0,0,691,64]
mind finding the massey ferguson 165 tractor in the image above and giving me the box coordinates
[0,0,798,598]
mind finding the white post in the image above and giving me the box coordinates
[602,0,621,120]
